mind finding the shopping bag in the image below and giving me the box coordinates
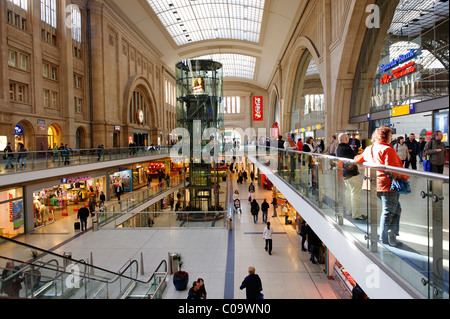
[423,158,431,172]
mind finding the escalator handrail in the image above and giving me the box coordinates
[0,236,167,286]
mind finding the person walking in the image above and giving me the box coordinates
[423,130,447,174]
[271,195,278,217]
[239,266,263,299]
[99,191,106,205]
[404,133,419,170]
[263,222,273,255]
[115,184,123,201]
[3,142,15,169]
[299,220,307,251]
[97,144,104,161]
[355,126,410,247]
[261,199,269,223]
[63,144,71,165]
[328,135,338,156]
[336,133,364,220]
[77,206,90,232]
[393,136,409,167]
[250,171,255,182]
[52,143,59,162]
[17,143,28,169]
[88,195,97,217]
[250,199,259,223]
[418,137,426,163]
[306,224,322,264]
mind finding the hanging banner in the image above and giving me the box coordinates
[253,96,263,121]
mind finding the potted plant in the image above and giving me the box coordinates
[172,254,189,291]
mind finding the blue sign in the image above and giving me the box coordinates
[380,49,417,73]
[15,124,24,134]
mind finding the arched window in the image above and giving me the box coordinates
[129,90,147,125]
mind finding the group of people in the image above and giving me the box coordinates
[390,132,447,174]
[51,143,72,165]
[186,278,207,299]
[351,127,446,247]
[3,142,28,170]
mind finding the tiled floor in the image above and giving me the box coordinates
[0,175,346,300]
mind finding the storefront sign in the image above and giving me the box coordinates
[15,124,24,134]
[379,49,417,73]
[62,176,92,184]
[391,104,415,117]
[380,61,418,84]
[253,96,263,121]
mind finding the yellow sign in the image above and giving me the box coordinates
[392,104,411,117]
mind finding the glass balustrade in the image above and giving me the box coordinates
[0,146,171,176]
[96,175,185,229]
[249,146,448,299]
[0,236,167,299]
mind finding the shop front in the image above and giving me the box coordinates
[350,0,449,150]
[0,187,24,239]
[30,174,106,230]
[109,168,133,198]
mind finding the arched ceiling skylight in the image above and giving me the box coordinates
[193,54,256,79]
[146,0,265,46]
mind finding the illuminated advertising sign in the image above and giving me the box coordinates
[379,49,417,73]
[253,96,263,121]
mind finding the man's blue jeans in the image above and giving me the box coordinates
[262,211,268,223]
[377,192,401,243]
[80,218,88,231]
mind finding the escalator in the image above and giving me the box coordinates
[0,236,167,299]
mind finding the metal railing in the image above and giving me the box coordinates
[0,146,172,176]
[96,175,186,229]
[247,145,448,299]
[0,236,168,299]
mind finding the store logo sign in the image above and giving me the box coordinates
[15,125,24,134]
[380,49,417,73]
[380,61,418,84]
[62,176,91,184]
[253,96,263,121]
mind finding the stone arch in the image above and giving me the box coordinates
[268,85,280,130]
[281,36,324,133]
[75,126,88,149]
[47,123,62,148]
[15,119,35,151]
[123,75,158,128]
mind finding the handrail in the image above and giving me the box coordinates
[146,259,168,299]
[252,146,449,182]
[0,236,159,287]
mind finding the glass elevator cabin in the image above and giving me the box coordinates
[175,60,224,212]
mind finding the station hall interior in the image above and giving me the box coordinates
[0,0,449,302]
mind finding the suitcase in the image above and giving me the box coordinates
[74,220,81,231]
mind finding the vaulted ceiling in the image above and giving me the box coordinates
[108,0,307,89]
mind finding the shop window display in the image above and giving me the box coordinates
[0,187,24,239]
[33,177,105,229]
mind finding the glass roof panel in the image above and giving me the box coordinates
[193,54,256,79]
[146,0,265,46]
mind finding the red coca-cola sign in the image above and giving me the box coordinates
[253,96,263,121]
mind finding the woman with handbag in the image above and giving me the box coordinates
[354,126,410,247]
